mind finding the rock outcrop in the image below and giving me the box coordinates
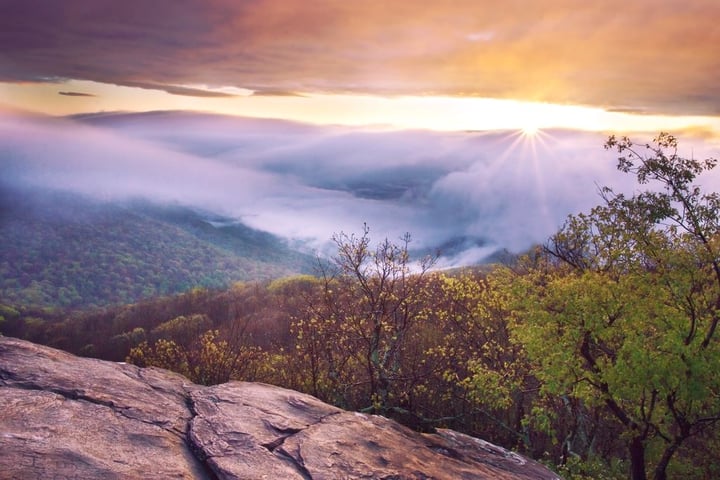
[0,337,561,480]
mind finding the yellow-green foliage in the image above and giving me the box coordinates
[128,338,190,377]
[506,134,720,480]
[267,274,320,293]
[127,329,265,385]
[151,314,212,347]
[438,272,528,411]
[0,304,20,319]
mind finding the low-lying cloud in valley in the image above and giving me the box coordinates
[3,110,718,265]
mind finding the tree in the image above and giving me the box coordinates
[292,224,436,416]
[428,270,537,449]
[507,133,720,480]
[151,314,212,349]
[127,328,266,385]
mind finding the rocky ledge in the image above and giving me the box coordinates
[0,337,561,479]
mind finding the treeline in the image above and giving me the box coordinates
[2,134,720,479]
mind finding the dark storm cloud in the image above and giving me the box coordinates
[1,0,719,114]
[8,111,718,263]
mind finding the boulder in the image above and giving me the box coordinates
[0,337,561,479]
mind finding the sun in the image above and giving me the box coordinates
[521,125,540,137]
[518,109,544,136]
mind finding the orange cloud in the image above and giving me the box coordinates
[1,0,718,114]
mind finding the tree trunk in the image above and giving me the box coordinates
[629,435,647,480]
[653,441,680,480]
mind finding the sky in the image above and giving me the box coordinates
[2,0,720,262]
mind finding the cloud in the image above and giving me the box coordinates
[58,91,96,97]
[118,81,238,98]
[0,0,718,115]
[250,90,306,97]
[6,110,718,264]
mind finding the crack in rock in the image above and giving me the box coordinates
[261,421,303,452]
[1,378,189,438]
[184,394,223,480]
[264,411,342,479]
[260,409,342,450]
[263,419,304,435]
[277,445,314,480]
[1,356,214,479]
[261,434,290,452]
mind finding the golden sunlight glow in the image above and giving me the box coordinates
[2,80,720,139]
[521,125,540,137]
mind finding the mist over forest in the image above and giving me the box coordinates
[1,110,677,265]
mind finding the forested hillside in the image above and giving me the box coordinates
[0,186,314,307]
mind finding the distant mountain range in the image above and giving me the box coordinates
[0,185,316,308]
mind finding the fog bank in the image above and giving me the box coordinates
[3,111,717,264]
